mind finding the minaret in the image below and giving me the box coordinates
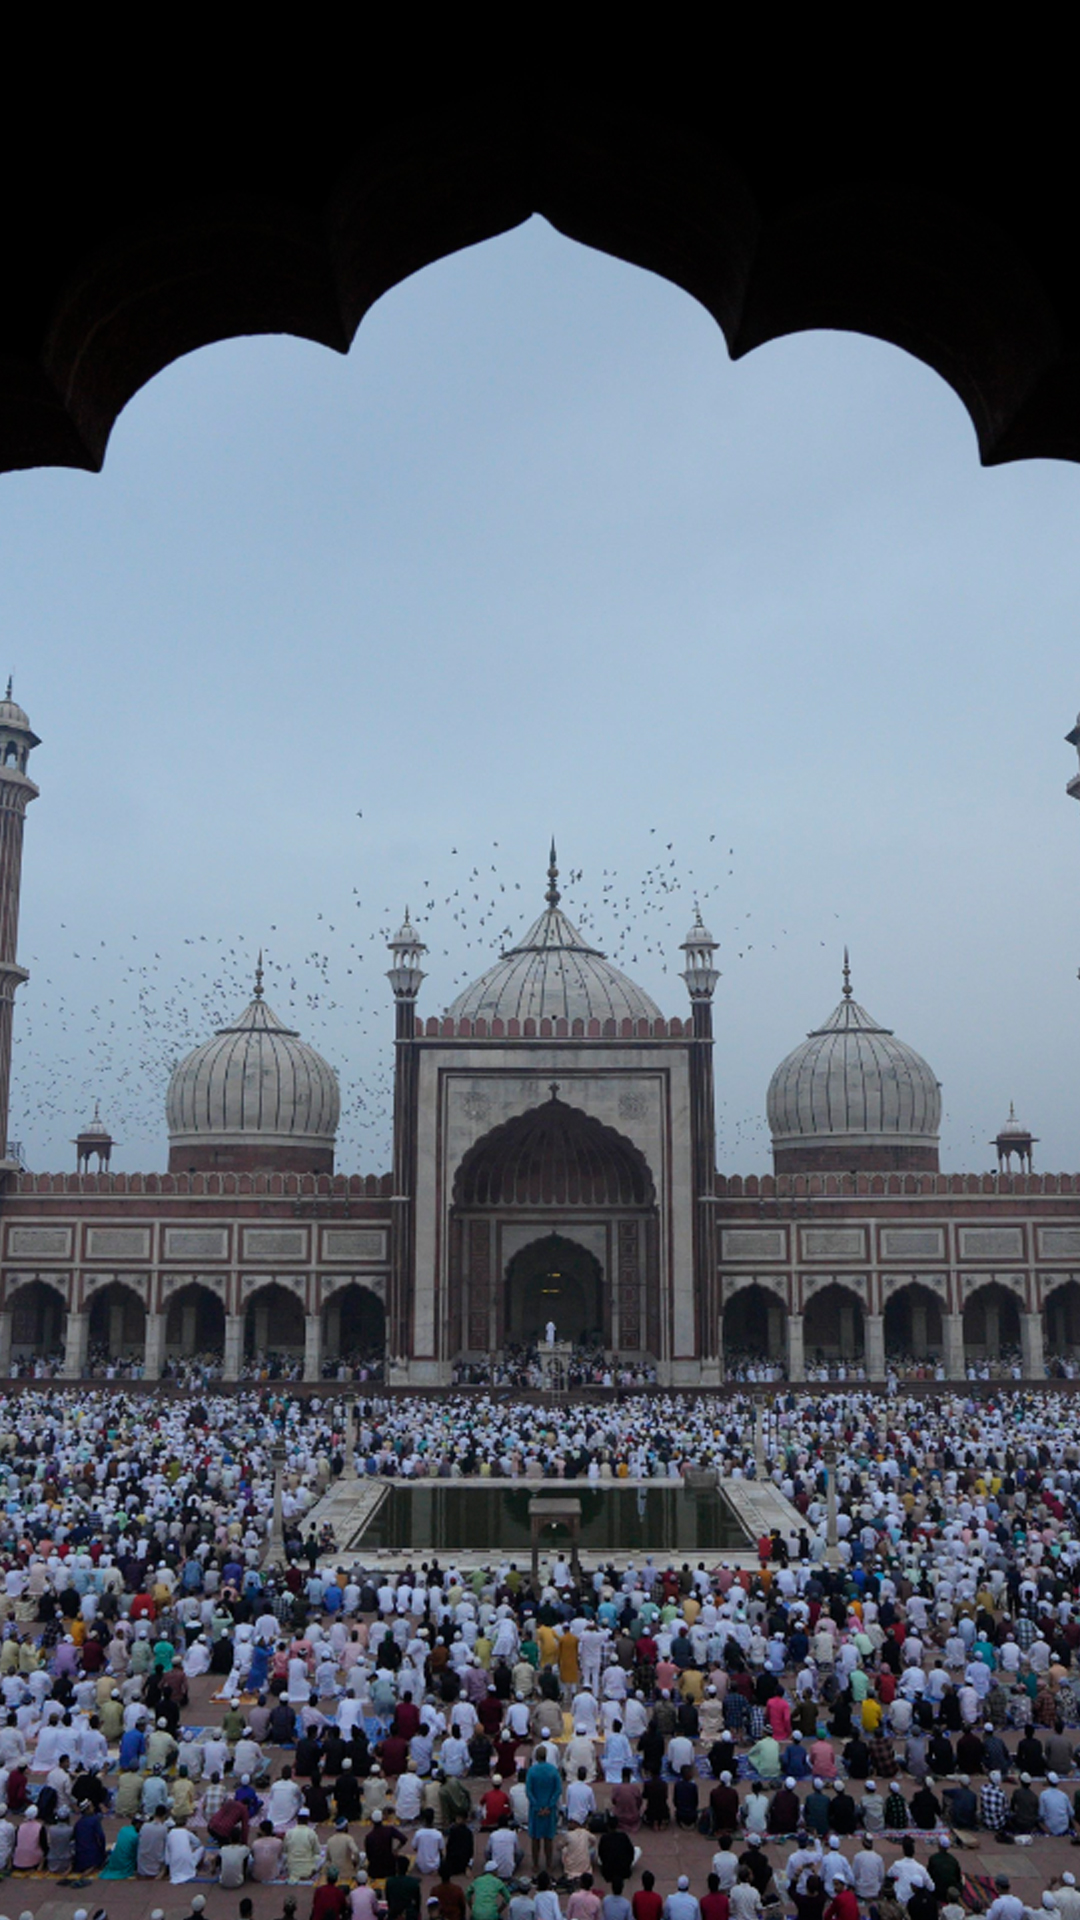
[0,684,38,1172]
[387,911,427,1373]
[681,909,720,1367]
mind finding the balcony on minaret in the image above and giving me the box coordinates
[680,910,720,1003]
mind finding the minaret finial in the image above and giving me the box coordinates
[842,947,852,999]
[546,838,560,908]
[254,949,264,1000]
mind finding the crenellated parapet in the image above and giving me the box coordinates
[416,1013,688,1041]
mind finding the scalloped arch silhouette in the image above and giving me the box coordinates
[6,95,1080,477]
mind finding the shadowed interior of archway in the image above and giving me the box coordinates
[454,1095,655,1208]
[505,1234,602,1342]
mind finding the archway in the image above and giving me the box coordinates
[164,1282,225,1357]
[7,1280,66,1362]
[804,1283,865,1364]
[322,1284,386,1369]
[962,1281,1021,1362]
[450,1092,657,1357]
[884,1282,943,1361]
[505,1235,602,1343]
[87,1282,146,1359]
[722,1284,787,1376]
[244,1282,305,1361]
[1044,1280,1080,1371]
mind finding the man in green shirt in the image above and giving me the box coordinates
[470,1872,508,1920]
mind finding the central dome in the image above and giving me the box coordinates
[447,848,662,1027]
[166,962,340,1173]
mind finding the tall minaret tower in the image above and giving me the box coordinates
[681,909,720,1370]
[0,684,38,1171]
[386,911,427,1375]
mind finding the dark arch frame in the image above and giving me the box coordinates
[164,1281,225,1354]
[803,1281,866,1363]
[505,1232,604,1343]
[4,59,1080,477]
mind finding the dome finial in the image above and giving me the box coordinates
[5,677,12,702]
[254,950,264,1000]
[842,947,852,999]
[546,838,560,908]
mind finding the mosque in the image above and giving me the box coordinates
[1,689,1080,1387]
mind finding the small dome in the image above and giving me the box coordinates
[0,696,30,731]
[0,681,39,751]
[767,960,940,1171]
[391,911,425,951]
[996,1101,1031,1139]
[77,1103,111,1140]
[447,849,661,1027]
[682,910,716,947]
[166,978,339,1172]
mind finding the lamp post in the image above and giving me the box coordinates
[267,1438,287,1564]
[344,1398,358,1481]
[822,1439,839,1569]
[754,1395,766,1475]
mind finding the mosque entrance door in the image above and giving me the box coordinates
[505,1234,602,1343]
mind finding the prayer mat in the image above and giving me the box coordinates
[962,1873,1000,1910]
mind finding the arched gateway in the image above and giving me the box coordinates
[448,1093,659,1357]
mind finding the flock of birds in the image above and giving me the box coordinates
[6,825,986,1175]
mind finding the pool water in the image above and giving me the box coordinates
[354,1483,750,1553]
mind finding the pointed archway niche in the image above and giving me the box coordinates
[505,1233,603,1343]
[448,1091,659,1358]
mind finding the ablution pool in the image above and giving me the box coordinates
[353,1483,751,1554]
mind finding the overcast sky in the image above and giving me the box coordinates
[3,215,1079,1174]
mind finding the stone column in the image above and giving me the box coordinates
[223,1313,244,1382]
[143,1311,166,1380]
[63,1311,89,1378]
[943,1311,965,1378]
[303,1312,323,1383]
[0,1309,12,1376]
[786,1313,805,1382]
[864,1312,886,1381]
[1021,1312,1045,1379]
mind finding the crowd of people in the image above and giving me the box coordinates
[451,1345,659,1392]
[0,1384,1079,1919]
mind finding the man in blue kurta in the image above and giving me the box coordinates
[526,1745,562,1873]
